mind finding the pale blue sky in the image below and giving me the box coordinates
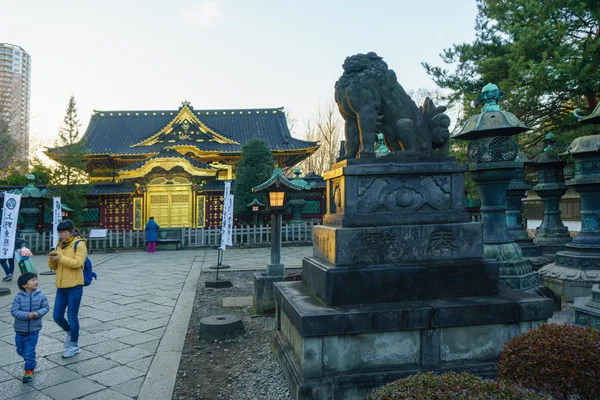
[1,0,478,147]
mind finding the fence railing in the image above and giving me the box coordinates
[20,222,320,253]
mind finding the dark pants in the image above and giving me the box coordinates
[53,285,83,344]
[15,332,39,371]
[1,258,15,276]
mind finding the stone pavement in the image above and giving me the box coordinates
[0,245,312,400]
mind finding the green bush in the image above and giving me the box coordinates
[498,323,600,400]
[368,371,546,400]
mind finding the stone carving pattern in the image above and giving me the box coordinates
[357,175,451,213]
[352,231,404,264]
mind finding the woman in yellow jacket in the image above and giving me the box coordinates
[48,220,87,358]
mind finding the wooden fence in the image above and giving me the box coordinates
[20,222,320,253]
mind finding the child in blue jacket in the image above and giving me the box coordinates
[11,272,50,383]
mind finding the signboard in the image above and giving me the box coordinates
[220,181,234,250]
[52,197,62,250]
[0,192,21,258]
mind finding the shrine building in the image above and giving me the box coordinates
[46,101,319,230]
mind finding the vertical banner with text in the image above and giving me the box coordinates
[52,197,62,249]
[220,181,234,250]
[0,193,21,258]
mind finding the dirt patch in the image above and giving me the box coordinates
[172,270,294,400]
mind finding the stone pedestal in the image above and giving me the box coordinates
[272,158,552,400]
[254,273,286,314]
[574,284,600,329]
[273,283,551,400]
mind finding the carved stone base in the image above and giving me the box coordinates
[573,285,600,329]
[497,259,540,291]
[533,234,571,256]
[556,248,600,269]
[272,282,553,400]
[515,239,542,257]
[539,262,600,300]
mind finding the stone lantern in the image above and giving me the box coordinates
[530,132,572,255]
[454,83,539,291]
[18,174,47,233]
[547,104,600,320]
[252,168,302,314]
[506,152,542,258]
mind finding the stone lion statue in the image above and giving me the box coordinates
[334,52,451,159]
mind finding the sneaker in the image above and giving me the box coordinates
[2,274,12,282]
[62,346,80,358]
[22,370,34,383]
[64,332,71,348]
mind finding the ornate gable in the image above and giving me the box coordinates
[131,101,239,147]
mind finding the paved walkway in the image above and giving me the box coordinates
[0,245,312,400]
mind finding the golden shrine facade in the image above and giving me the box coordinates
[46,102,320,230]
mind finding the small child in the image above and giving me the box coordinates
[10,272,49,383]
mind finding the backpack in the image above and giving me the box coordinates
[74,240,97,286]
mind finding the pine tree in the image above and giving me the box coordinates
[233,139,275,221]
[423,0,600,154]
[51,96,90,227]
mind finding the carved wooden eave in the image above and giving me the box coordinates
[117,157,220,180]
[130,102,239,148]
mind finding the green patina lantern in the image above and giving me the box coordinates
[246,198,266,227]
[17,174,47,233]
[454,83,539,291]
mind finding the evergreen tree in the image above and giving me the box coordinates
[233,139,275,221]
[423,0,600,154]
[51,96,90,227]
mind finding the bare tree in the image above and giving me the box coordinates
[299,103,342,176]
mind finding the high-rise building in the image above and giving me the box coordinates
[0,43,31,165]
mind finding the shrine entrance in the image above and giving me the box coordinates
[146,177,193,227]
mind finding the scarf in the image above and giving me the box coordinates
[60,236,75,249]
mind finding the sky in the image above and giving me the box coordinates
[0,0,479,150]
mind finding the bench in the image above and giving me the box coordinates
[155,228,184,251]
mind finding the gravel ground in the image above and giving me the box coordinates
[172,270,294,400]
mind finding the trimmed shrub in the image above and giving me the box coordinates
[368,371,546,400]
[498,323,600,400]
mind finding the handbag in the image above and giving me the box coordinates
[18,258,37,274]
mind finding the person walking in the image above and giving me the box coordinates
[11,272,50,383]
[48,219,87,358]
[145,216,160,253]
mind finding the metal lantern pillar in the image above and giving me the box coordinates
[454,83,539,291]
[531,133,572,255]
[506,152,542,257]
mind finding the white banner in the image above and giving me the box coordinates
[52,197,62,249]
[220,181,234,250]
[0,193,21,259]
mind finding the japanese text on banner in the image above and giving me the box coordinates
[0,193,21,258]
[220,181,234,250]
[52,197,62,249]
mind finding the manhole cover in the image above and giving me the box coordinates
[199,314,245,340]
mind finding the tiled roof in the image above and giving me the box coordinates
[201,180,236,191]
[49,105,317,156]
[119,149,216,172]
[86,183,135,195]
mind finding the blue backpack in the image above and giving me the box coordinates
[74,241,97,286]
